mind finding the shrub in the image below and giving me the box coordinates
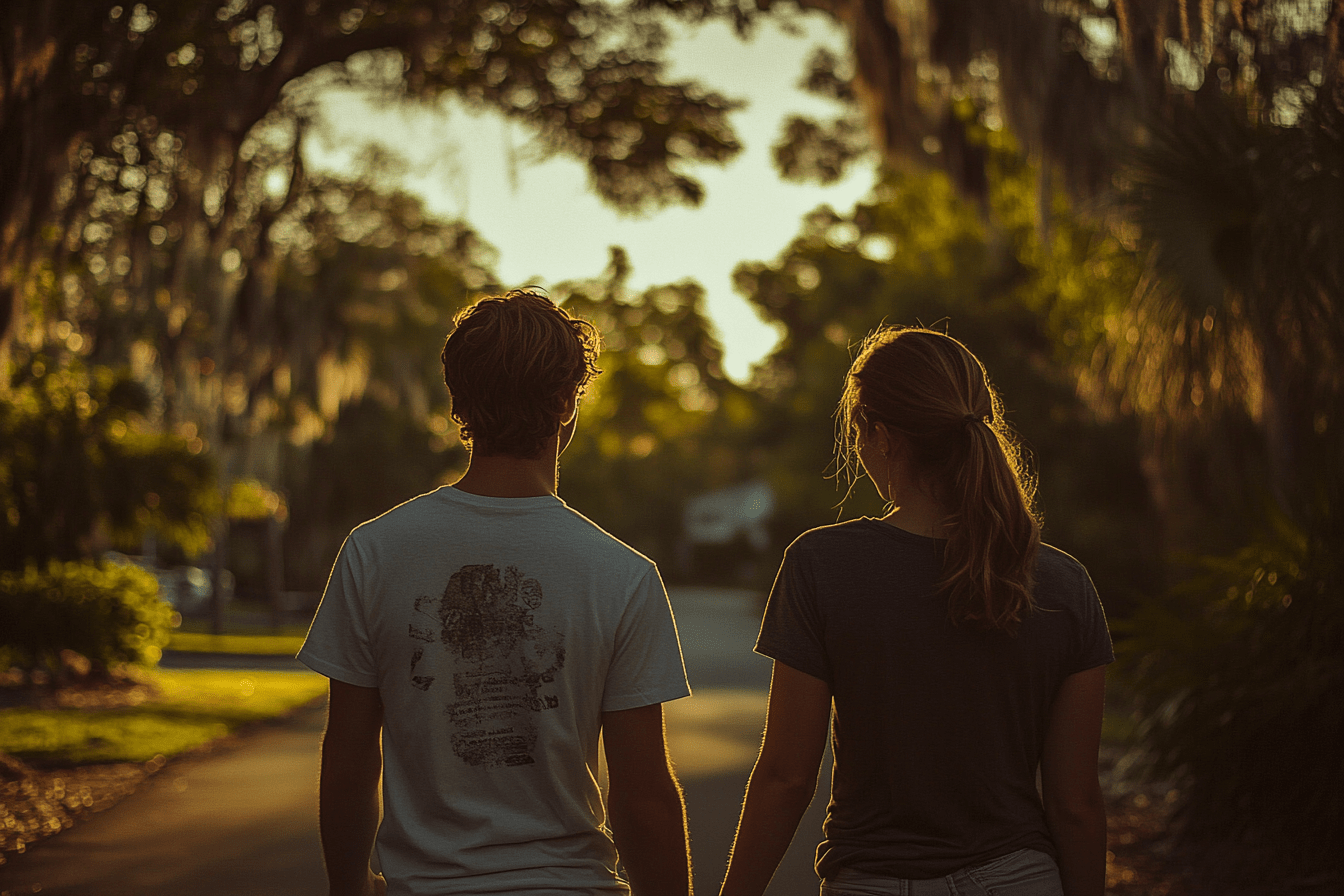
[0,355,216,571]
[1118,511,1344,886]
[0,561,174,680]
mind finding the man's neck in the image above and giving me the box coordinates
[451,445,559,498]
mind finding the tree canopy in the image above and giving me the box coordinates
[0,0,747,354]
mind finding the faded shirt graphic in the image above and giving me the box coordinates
[409,563,566,767]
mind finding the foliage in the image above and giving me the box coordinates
[752,0,1343,197]
[225,478,287,522]
[1108,86,1344,516]
[0,561,174,678]
[283,396,469,590]
[0,353,216,569]
[551,249,758,576]
[0,668,327,764]
[1116,508,1344,883]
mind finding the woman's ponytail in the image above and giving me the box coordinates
[940,411,1040,631]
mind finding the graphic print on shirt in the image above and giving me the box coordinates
[408,564,566,767]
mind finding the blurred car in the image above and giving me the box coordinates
[102,551,234,615]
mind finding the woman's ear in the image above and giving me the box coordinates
[872,421,895,459]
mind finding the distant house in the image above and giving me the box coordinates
[681,480,775,584]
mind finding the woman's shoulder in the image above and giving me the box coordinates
[785,518,885,553]
[1034,543,1099,603]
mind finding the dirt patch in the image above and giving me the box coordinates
[1105,788,1192,894]
[0,665,158,711]
[0,759,160,863]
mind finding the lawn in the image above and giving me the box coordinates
[0,668,327,764]
[167,631,307,656]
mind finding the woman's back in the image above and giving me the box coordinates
[757,519,1112,879]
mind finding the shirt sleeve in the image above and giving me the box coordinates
[1070,565,1115,674]
[602,565,691,712]
[297,534,380,687]
[755,540,831,685]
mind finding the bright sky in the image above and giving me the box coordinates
[305,13,877,381]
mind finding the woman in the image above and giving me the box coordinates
[719,327,1111,896]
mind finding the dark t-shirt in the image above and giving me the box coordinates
[756,518,1113,880]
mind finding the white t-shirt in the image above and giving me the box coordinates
[298,486,691,896]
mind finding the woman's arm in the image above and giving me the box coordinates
[719,661,831,896]
[1040,665,1108,896]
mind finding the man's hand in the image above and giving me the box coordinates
[330,869,385,896]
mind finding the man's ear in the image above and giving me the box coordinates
[560,390,579,426]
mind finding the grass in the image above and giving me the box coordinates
[168,603,310,654]
[0,668,327,765]
[167,631,307,655]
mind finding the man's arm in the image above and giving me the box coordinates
[319,679,387,896]
[602,702,691,896]
[719,661,830,896]
[1040,665,1108,896]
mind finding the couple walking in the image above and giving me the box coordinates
[298,289,1112,896]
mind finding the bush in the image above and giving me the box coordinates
[0,561,174,680]
[0,355,216,571]
[1118,511,1344,887]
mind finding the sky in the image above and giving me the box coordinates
[303,13,878,382]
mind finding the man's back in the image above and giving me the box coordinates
[299,486,689,894]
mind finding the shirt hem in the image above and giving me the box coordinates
[297,649,379,688]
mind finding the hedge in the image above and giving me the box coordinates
[0,561,174,679]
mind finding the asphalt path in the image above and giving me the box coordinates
[0,587,831,896]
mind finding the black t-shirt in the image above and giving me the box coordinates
[756,519,1114,880]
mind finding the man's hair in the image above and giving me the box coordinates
[441,288,601,458]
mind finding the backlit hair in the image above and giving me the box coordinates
[441,288,601,458]
[838,327,1041,631]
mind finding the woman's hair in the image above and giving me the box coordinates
[838,326,1041,631]
[441,288,601,458]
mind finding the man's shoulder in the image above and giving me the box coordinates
[554,502,657,569]
[347,487,448,536]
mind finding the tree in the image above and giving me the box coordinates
[1,0,750,394]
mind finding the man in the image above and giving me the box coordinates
[299,289,693,896]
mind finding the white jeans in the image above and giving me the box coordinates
[819,848,1064,896]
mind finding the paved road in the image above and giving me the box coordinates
[0,587,830,896]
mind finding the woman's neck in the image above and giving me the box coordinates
[881,474,948,538]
